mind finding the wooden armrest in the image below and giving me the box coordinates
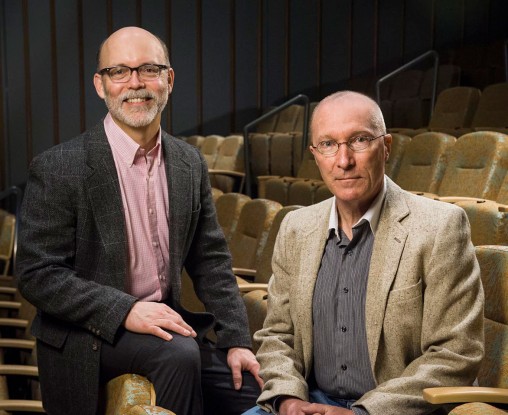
[0,318,29,329]
[238,283,268,292]
[423,387,508,405]
[0,301,21,310]
[0,364,38,377]
[0,400,44,412]
[0,338,36,350]
[0,287,17,295]
[437,196,487,204]
[233,268,256,278]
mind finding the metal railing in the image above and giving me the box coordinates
[0,185,23,273]
[375,50,439,117]
[242,94,310,196]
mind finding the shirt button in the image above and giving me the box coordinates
[341,364,347,371]
[152,241,158,247]
[341,326,347,332]
[348,250,353,256]
[343,287,349,293]
[92,343,98,351]
[159,274,164,280]
[149,208,153,214]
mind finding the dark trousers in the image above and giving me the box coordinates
[100,328,260,415]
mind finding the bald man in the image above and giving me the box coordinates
[17,27,261,415]
[244,91,484,415]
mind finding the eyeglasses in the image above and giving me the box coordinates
[311,134,385,156]
[98,64,169,83]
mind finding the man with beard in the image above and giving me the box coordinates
[16,26,262,415]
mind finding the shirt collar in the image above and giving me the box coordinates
[104,112,163,167]
[328,176,387,235]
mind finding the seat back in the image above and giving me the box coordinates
[475,245,508,388]
[453,200,508,246]
[215,193,251,242]
[210,135,244,192]
[471,83,508,130]
[394,132,456,193]
[229,199,282,270]
[274,105,303,133]
[429,86,481,131]
[496,173,508,205]
[184,135,205,149]
[385,133,411,179]
[200,135,225,168]
[0,210,15,277]
[436,132,508,199]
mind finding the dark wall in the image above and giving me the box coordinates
[1,0,507,189]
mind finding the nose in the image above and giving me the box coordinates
[127,69,145,88]
[335,142,355,170]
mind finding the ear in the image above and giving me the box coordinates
[167,68,175,93]
[383,134,392,161]
[93,73,106,100]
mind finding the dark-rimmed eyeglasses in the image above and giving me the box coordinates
[311,134,385,156]
[98,64,169,83]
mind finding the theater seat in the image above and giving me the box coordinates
[423,245,508,414]
[385,133,411,180]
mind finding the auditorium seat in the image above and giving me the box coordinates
[215,192,251,243]
[183,135,205,149]
[208,135,245,193]
[416,131,508,200]
[393,132,456,193]
[385,133,411,180]
[258,150,322,205]
[236,205,302,290]
[471,82,508,134]
[390,86,480,137]
[200,135,224,168]
[314,183,333,203]
[423,245,508,414]
[0,210,15,280]
[242,289,268,353]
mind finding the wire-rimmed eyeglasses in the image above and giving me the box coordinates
[311,134,385,156]
[98,64,169,83]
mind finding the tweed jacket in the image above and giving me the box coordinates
[16,122,251,415]
[255,178,484,415]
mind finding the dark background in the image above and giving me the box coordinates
[1,0,507,189]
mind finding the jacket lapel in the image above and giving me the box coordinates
[365,179,410,372]
[84,124,127,288]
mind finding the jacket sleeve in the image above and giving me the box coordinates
[182,149,252,349]
[16,150,137,345]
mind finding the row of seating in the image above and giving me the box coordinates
[390,82,508,136]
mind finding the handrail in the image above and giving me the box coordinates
[0,186,23,273]
[242,94,310,196]
[375,50,439,117]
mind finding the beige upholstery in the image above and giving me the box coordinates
[429,132,508,199]
[423,245,508,414]
[236,205,302,289]
[208,135,245,193]
[471,83,508,133]
[200,135,224,168]
[497,174,508,205]
[230,199,282,271]
[215,193,251,242]
[314,183,333,203]
[0,210,15,278]
[394,132,456,193]
[242,290,268,353]
[184,135,205,149]
[385,133,411,180]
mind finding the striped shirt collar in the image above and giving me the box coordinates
[328,175,387,235]
[104,112,163,167]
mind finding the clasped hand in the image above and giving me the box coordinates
[280,398,354,415]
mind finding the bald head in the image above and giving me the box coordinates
[96,26,170,71]
[311,91,386,139]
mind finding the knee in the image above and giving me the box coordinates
[158,334,201,373]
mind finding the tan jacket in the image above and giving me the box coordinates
[255,178,484,414]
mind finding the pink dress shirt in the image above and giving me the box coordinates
[104,113,170,301]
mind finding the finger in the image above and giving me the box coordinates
[230,363,243,390]
[150,326,173,342]
[155,318,196,337]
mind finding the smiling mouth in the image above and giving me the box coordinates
[125,97,151,103]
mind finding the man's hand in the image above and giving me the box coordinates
[123,301,197,341]
[227,347,264,390]
[280,399,353,415]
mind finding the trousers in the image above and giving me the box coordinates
[100,327,260,415]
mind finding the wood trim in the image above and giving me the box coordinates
[106,0,113,35]
[77,0,86,131]
[136,0,142,26]
[165,0,172,133]
[257,0,263,112]
[196,0,203,134]
[373,0,379,76]
[284,0,290,98]
[230,0,236,133]
[316,0,322,96]
[0,3,6,188]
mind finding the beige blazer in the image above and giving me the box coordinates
[255,177,484,414]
